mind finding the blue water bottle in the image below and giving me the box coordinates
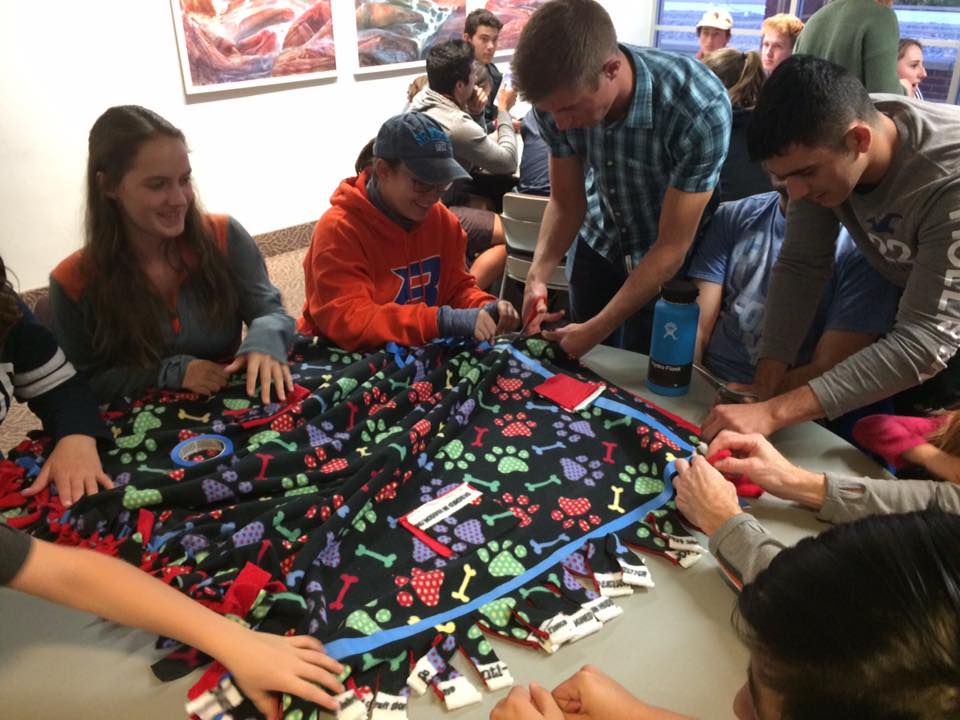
[646,280,700,396]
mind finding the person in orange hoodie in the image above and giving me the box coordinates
[298,113,519,350]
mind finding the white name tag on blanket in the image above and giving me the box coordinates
[406,482,482,530]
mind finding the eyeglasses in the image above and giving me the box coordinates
[401,166,452,195]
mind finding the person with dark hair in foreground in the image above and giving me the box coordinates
[490,434,960,719]
[703,56,960,440]
[510,0,731,358]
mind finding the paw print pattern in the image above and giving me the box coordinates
[522,337,555,360]
[307,421,349,452]
[500,492,540,528]
[351,500,377,532]
[504,357,533,379]
[494,412,537,438]
[552,413,597,443]
[491,376,530,402]
[436,438,477,471]
[636,425,682,453]
[578,406,603,422]
[361,418,403,444]
[618,463,664,495]
[449,398,477,427]
[559,455,605,486]
[419,477,462,504]
[364,386,397,416]
[476,540,528,577]
[484,446,530,474]
[551,496,602,532]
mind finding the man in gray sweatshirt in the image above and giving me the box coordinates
[703,55,960,441]
[412,39,518,179]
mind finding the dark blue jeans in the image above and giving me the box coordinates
[567,238,657,355]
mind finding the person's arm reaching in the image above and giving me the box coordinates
[7,536,345,719]
[694,281,723,363]
[450,108,518,176]
[522,152,588,331]
[777,329,880,393]
[544,187,714,358]
[805,194,960,420]
[220,217,296,404]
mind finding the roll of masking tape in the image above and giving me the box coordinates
[170,434,233,468]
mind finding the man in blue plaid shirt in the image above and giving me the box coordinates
[512,0,732,357]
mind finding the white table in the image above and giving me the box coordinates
[0,346,885,719]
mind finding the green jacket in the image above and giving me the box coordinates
[795,0,905,94]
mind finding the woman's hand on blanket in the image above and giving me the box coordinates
[673,455,742,536]
[23,434,113,507]
[708,431,827,510]
[224,632,345,719]
[225,352,294,405]
[495,300,521,334]
[549,665,683,720]
[183,359,230,396]
[490,683,563,720]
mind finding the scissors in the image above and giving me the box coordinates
[494,294,547,343]
[693,363,758,404]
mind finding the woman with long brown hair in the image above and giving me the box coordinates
[48,106,294,405]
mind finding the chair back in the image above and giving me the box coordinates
[502,192,548,223]
[500,215,541,254]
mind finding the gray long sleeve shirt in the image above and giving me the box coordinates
[710,473,960,588]
[759,96,960,419]
[412,87,518,176]
[48,216,294,404]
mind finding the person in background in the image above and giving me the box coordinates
[463,8,505,131]
[298,113,518,350]
[413,41,518,174]
[512,0,731,359]
[516,110,551,197]
[793,0,904,94]
[695,8,733,60]
[489,465,960,719]
[0,257,112,507]
[403,74,428,111]
[853,410,960,481]
[897,38,927,99]
[759,13,803,76]
[689,182,898,394]
[49,106,295,406]
[1,524,345,719]
[702,57,960,441]
[702,48,770,202]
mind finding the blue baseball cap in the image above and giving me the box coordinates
[373,113,471,185]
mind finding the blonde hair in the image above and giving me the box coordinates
[929,411,960,457]
[761,13,804,46]
[703,48,765,109]
[406,74,428,103]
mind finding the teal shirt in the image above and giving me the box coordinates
[794,0,904,95]
[49,216,294,404]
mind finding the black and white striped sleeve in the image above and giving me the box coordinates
[1,299,108,442]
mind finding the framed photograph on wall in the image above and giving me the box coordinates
[354,0,466,73]
[171,0,337,95]
[484,0,549,52]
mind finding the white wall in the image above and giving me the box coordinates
[0,0,653,291]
